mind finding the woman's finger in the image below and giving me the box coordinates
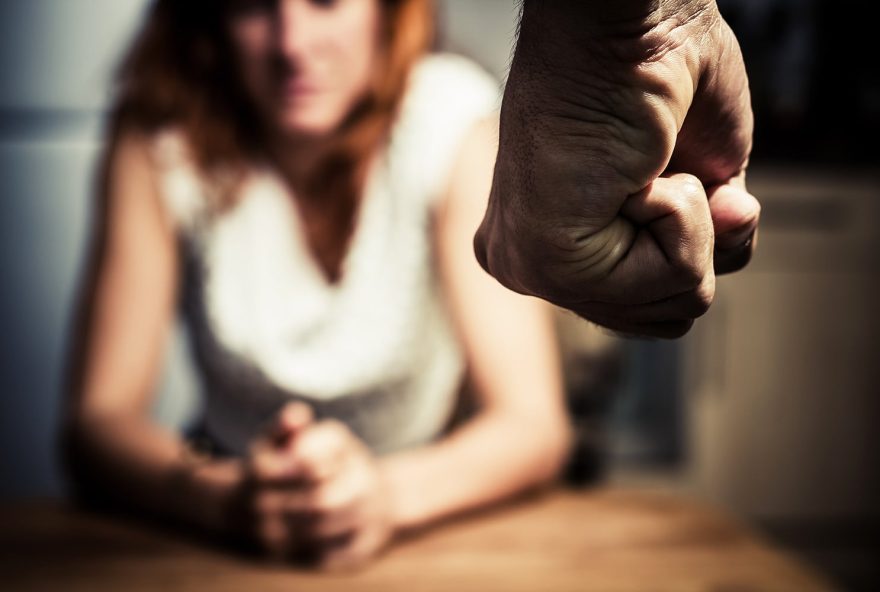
[269,401,314,446]
[290,420,356,484]
[247,402,315,484]
[318,528,385,572]
[256,511,291,560]
[302,468,367,540]
[249,440,303,484]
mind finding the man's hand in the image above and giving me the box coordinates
[246,403,393,571]
[475,0,759,338]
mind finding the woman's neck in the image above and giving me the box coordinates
[265,132,332,196]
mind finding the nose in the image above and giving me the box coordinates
[274,0,313,62]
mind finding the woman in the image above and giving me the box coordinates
[63,0,572,570]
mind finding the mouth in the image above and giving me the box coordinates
[279,79,322,102]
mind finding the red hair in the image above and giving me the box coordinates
[110,0,435,280]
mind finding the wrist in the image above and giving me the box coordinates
[518,0,718,63]
[520,0,717,28]
[377,457,425,533]
[173,456,247,537]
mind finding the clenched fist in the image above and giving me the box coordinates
[475,0,759,338]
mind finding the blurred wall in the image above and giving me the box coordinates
[0,0,150,498]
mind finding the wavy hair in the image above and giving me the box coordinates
[109,0,434,278]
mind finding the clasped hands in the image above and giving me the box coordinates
[476,0,760,338]
[241,402,392,571]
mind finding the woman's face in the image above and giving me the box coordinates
[226,0,383,140]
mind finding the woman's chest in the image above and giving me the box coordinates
[181,171,442,380]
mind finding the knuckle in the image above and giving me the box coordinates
[688,276,716,317]
[257,518,286,551]
[675,259,708,291]
[673,239,713,291]
[252,493,270,517]
[691,291,713,318]
[250,454,272,482]
[310,488,342,516]
[747,200,762,226]
[646,319,694,339]
[677,174,704,202]
[324,419,351,439]
[253,491,281,518]
[312,515,350,540]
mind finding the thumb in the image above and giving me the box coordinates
[269,402,314,447]
[248,402,315,484]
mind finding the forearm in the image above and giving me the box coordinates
[379,409,572,532]
[63,412,244,536]
[520,0,716,30]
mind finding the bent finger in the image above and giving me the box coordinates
[249,440,306,485]
[707,181,759,245]
[576,272,715,326]
[587,313,696,339]
[707,182,760,274]
[291,421,357,484]
[268,401,314,446]
[593,174,713,303]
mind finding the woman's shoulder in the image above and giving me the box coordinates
[131,126,215,233]
[389,54,500,205]
[144,126,199,174]
[409,53,499,87]
[403,53,501,119]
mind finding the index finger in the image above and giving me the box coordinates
[290,420,358,485]
[269,402,315,446]
[248,402,315,484]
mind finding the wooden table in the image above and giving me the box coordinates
[0,488,835,591]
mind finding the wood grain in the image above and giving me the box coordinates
[0,488,836,591]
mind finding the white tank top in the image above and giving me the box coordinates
[150,54,500,456]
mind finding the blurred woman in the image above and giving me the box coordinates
[63,0,571,570]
